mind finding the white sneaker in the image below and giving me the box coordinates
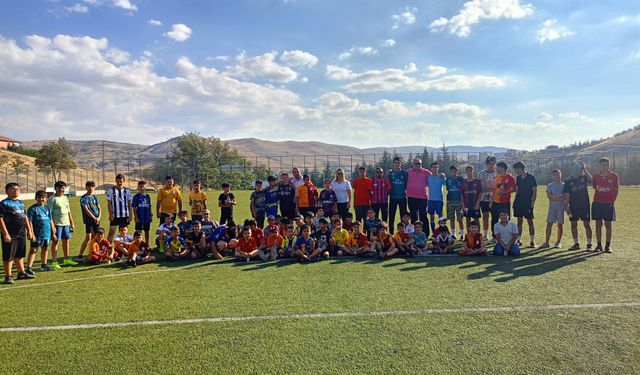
[553,243,561,249]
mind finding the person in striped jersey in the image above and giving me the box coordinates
[107,174,132,242]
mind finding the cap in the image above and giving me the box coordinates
[267,215,275,220]
[438,217,448,222]
[203,209,211,214]
[294,214,303,220]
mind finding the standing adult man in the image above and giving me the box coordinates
[592,157,619,253]
[278,172,296,220]
[352,166,373,224]
[564,162,593,251]
[477,156,497,241]
[371,167,391,222]
[156,176,182,223]
[512,162,537,248]
[107,174,132,242]
[387,157,408,233]
[406,158,432,235]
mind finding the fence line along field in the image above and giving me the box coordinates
[0,187,638,374]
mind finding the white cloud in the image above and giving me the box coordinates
[325,65,357,80]
[113,0,137,11]
[392,6,417,29]
[226,51,299,82]
[429,0,534,37]
[425,65,448,77]
[536,19,575,43]
[164,24,192,42]
[105,48,130,64]
[535,112,554,121]
[280,50,318,67]
[382,39,397,47]
[207,55,231,62]
[147,19,162,26]
[65,3,89,13]
[337,46,378,60]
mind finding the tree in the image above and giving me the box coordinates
[35,138,77,182]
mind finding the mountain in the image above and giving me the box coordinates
[523,125,640,157]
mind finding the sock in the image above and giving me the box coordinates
[597,242,602,247]
[530,235,535,243]
[605,241,611,248]
[587,238,592,245]
[460,230,464,238]
[573,237,578,244]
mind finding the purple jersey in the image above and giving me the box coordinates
[319,190,337,215]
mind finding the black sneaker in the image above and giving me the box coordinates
[40,264,56,272]
[3,276,14,284]
[17,272,36,280]
[25,268,36,277]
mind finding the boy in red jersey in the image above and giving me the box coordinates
[592,158,619,253]
[460,221,487,256]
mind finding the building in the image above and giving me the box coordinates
[0,136,19,150]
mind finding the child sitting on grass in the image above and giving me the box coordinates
[185,220,207,259]
[155,214,176,251]
[331,218,351,256]
[411,221,429,255]
[165,227,188,260]
[294,224,324,262]
[281,223,298,258]
[430,226,454,254]
[346,221,372,256]
[373,223,397,259]
[88,228,113,264]
[126,231,155,266]
[393,222,416,256]
[113,225,133,261]
[235,226,259,261]
[460,221,487,256]
[260,226,283,261]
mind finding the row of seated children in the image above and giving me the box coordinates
[88,227,156,266]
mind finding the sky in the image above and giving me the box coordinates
[0,0,639,150]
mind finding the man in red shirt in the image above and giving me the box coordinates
[352,166,373,224]
[490,162,516,236]
[592,157,619,253]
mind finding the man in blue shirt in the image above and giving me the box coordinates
[427,162,446,234]
[387,157,408,233]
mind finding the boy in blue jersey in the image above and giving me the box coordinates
[77,180,101,262]
[177,210,192,237]
[26,190,56,274]
[388,157,408,233]
[445,166,465,240]
[426,162,446,234]
[264,176,280,219]
[1,183,35,284]
[132,181,153,244]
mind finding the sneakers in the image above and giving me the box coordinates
[25,268,36,277]
[17,272,36,280]
[604,246,613,253]
[3,276,14,284]
[538,242,549,249]
[72,256,86,263]
[569,243,581,251]
[586,243,593,251]
[62,258,78,266]
[553,243,562,249]
[451,235,457,241]
[594,245,603,252]
[50,262,62,270]
[40,264,56,272]
[516,239,523,246]
[529,242,537,248]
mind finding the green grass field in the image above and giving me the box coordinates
[1,188,639,374]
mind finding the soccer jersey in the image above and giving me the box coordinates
[477,169,497,203]
[209,225,228,243]
[27,204,52,241]
[264,186,280,216]
[188,191,207,216]
[218,193,235,216]
[80,194,100,224]
[90,238,111,255]
[493,173,516,204]
[266,233,284,248]
[295,184,319,208]
[445,176,464,202]
[0,198,26,237]
[157,186,182,214]
[347,232,369,247]
[593,172,619,204]
[377,233,393,247]
[47,194,70,226]
[166,236,186,252]
[132,193,152,224]
[372,177,391,204]
[251,227,264,247]
[352,177,373,206]
[314,229,331,250]
[295,236,314,254]
[514,174,537,207]
[563,175,590,209]
[332,228,349,247]
[393,232,412,243]
[278,184,296,207]
[107,186,131,218]
[177,220,192,237]
[411,231,428,247]
[388,169,408,199]
[114,234,133,244]
[156,223,176,236]
[187,231,205,244]
[427,175,445,201]
[128,241,150,256]
[200,220,217,236]
[460,179,482,209]
[464,232,483,249]
[319,190,337,214]
[250,190,266,212]
[364,217,382,235]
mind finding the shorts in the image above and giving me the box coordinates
[463,208,481,219]
[333,245,344,255]
[427,200,444,216]
[479,201,492,213]
[446,200,463,222]
[85,221,100,234]
[546,208,565,224]
[135,222,151,231]
[2,236,27,261]
[569,206,590,222]
[513,203,534,219]
[30,239,50,248]
[54,225,72,240]
[110,217,130,228]
[592,203,616,222]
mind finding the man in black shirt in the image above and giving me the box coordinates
[563,162,593,250]
[278,172,296,220]
[512,162,537,247]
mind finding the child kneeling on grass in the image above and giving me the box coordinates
[88,228,114,264]
[459,221,487,256]
[235,226,259,261]
[165,227,189,260]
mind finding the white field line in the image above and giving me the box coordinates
[1,302,639,333]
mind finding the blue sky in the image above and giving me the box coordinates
[1,0,639,150]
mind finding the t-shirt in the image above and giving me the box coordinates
[372,177,391,204]
[106,187,131,218]
[331,180,352,204]
[80,194,100,224]
[347,232,369,247]
[352,177,373,206]
[364,217,382,235]
[406,168,432,199]
[158,187,182,214]
[166,236,186,252]
[477,169,497,203]
[404,223,414,234]
[332,228,349,247]
[514,174,537,207]
[295,184,319,208]
[200,220,217,236]
[47,194,71,226]
[493,221,518,242]
[264,186,280,216]
[427,175,445,202]
[393,232,412,243]
[209,225,228,243]
[218,193,235,215]
[188,191,207,216]
[90,238,111,255]
[319,190,337,214]
[27,204,52,241]
[114,234,133,244]
[493,173,516,204]
[411,231,428,247]
[461,179,482,209]
[563,175,590,209]
[388,169,408,199]
[187,231,205,244]
[290,177,305,189]
[156,223,176,235]
[314,229,332,250]
[377,233,393,247]
[128,241,150,256]
[266,233,284,248]
[132,193,152,224]
[547,181,565,210]
[445,176,464,202]
[295,236,314,254]
[251,227,264,247]
[434,234,452,245]
[177,220,192,237]
[593,172,619,204]
[464,232,484,249]
[0,198,27,237]
[278,184,296,207]
[250,190,266,212]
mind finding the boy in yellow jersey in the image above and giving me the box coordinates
[156,176,182,223]
[188,180,207,222]
[330,218,351,256]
